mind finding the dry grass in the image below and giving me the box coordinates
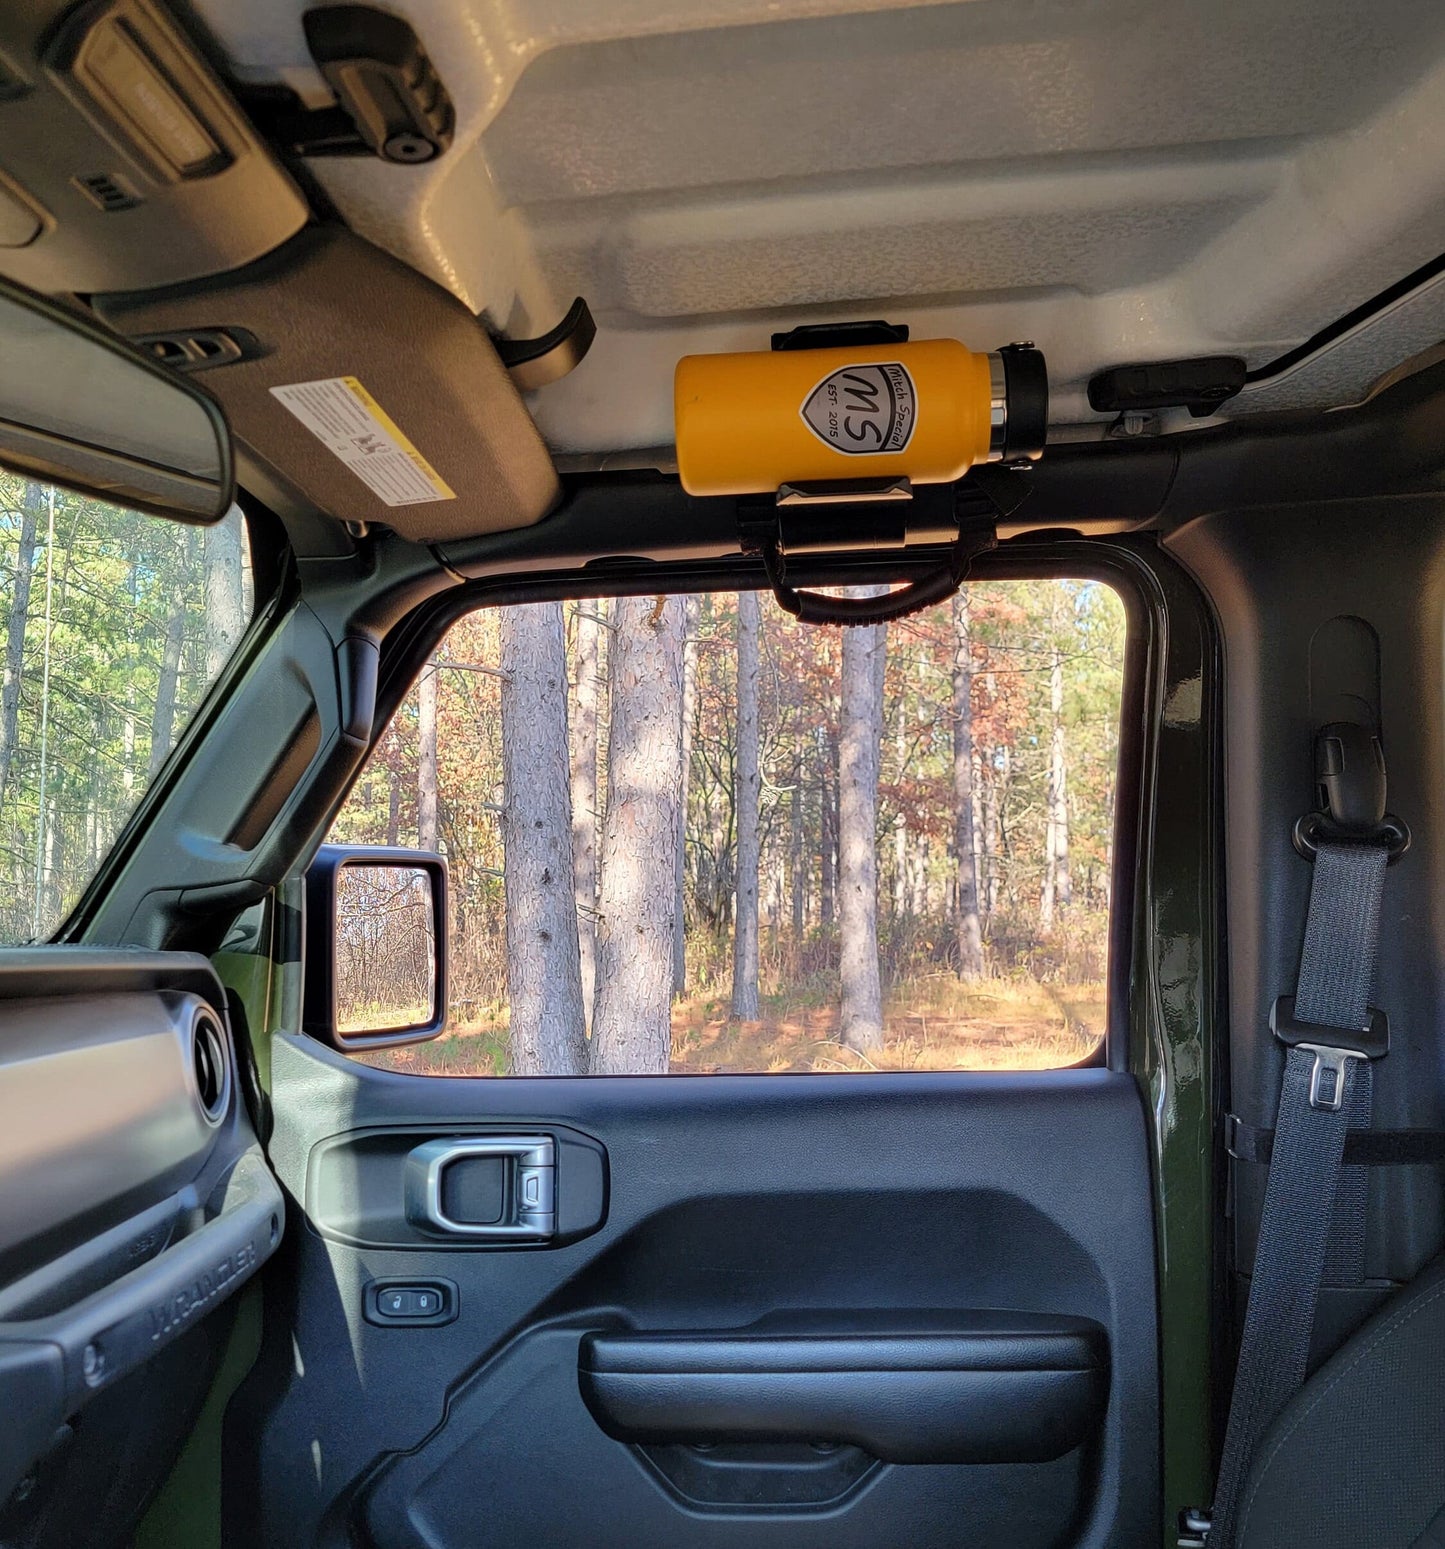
[358,975,1104,1077]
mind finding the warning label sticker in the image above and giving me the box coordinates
[800,362,916,455]
[270,377,456,507]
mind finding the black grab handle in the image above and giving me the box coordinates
[760,533,995,627]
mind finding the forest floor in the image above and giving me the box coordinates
[360,976,1106,1077]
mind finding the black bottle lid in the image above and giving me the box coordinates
[999,343,1048,461]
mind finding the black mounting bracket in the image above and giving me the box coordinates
[770,319,910,352]
[240,7,454,164]
[737,477,999,627]
[1088,356,1247,419]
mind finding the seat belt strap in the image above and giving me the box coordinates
[1204,718,1406,1549]
[1206,841,1389,1548]
[1321,1061,1372,1286]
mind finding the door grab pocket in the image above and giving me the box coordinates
[579,1314,1108,1465]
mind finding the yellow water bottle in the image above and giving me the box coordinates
[674,325,1047,498]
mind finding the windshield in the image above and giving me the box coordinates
[0,472,251,941]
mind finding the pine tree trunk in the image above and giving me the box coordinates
[1103,780,1115,913]
[952,590,985,978]
[148,595,187,778]
[85,709,104,869]
[500,603,587,1076]
[819,729,836,926]
[591,596,685,1075]
[983,714,1002,918]
[43,808,62,929]
[673,594,699,996]
[123,688,136,799]
[1041,622,1070,931]
[1052,646,1072,908]
[417,660,438,850]
[996,741,1014,913]
[910,833,929,916]
[838,594,887,1054]
[892,712,908,917]
[571,602,601,1025]
[386,772,401,846]
[0,482,40,805]
[790,735,806,937]
[731,590,761,1019]
[970,747,987,928]
[204,514,246,679]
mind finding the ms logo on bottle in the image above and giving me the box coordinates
[800,362,916,454]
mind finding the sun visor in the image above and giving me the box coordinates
[95,225,560,542]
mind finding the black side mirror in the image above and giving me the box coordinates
[303,844,449,1050]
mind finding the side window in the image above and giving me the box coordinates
[330,581,1126,1076]
[0,474,251,941]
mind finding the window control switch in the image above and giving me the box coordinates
[365,1278,457,1327]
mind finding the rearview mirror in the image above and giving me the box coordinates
[0,275,233,522]
[303,846,450,1050]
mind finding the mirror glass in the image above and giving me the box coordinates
[335,863,438,1036]
[0,281,230,521]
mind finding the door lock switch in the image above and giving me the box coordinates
[364,1278,457,1327]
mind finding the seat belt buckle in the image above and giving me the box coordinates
[1271,996,1388,1111]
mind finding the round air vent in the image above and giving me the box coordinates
[191,1010,230,1122]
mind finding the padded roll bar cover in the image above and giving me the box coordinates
[96,225,561,543]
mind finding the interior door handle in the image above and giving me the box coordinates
[403,1136,555,1240]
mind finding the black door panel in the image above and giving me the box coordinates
[236,1034,1159,1548]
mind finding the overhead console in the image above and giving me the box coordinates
[0,0,307,294]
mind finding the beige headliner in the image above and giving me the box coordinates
[195,0,1445,449]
